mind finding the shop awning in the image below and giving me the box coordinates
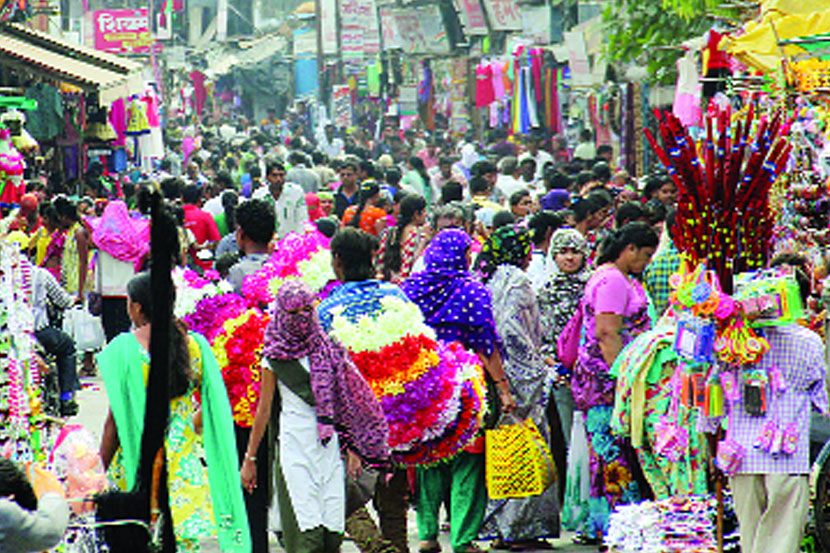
[722,1,830,73]
[0,22,143,104]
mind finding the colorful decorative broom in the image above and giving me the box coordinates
[644,101,792,293]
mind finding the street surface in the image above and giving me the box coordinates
[73,375,595,553]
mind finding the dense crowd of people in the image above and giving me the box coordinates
[1,112,823,553]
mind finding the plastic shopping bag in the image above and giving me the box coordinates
[561,411,590,531]
[63,306,105,352]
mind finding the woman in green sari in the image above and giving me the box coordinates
[98,272,251,553]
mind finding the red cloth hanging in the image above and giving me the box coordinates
[476,63,496,108]
[189,71,207,116]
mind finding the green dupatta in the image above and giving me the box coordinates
[98,332,252,553]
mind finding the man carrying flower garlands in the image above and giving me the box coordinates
[319,228,503,553]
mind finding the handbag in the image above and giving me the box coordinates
[485,415,556,499]
[556,301,583,370]
[63,306,106,352]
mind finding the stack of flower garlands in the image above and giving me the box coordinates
[177,226,488,464]
[176,228,336,427]
[645,101,791,293]
[0,213,50,462]
[328,295,487,466]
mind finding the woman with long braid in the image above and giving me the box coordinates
[375,195,427,284]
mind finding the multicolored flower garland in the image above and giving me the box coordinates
[172,267,233,318]
[241,229,335,306]
[210,309,270,427]
[329,295,486,466]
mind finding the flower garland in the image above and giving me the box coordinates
[182,293,248,341]
[329,296,486,466]
[172,267,232,318]
[210,308,270,427]
[241,229,335,306]
[0,240,47,462]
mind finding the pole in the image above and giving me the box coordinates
[716,477,724,553]
[315,0,324,102]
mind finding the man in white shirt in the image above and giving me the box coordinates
[518,134,554,182]
[572,129,597,161]
[430,157,468,200]
[285,151,321,193]
[252,160,309,237]
[317,124,345,160]
[494,156,526,203]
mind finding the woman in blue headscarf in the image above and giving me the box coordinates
[401,228,515,553]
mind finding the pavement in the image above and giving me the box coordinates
[71,375,597,553]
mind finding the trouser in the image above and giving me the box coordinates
[730,473,809,553]
[102,297,131,343]
[374,469,410,553]
[417,451,487,552]
[546,388,568,503]
[552,386,575,448]
[346,507,399,553]
[345,468,409,553]
[34,326,78,398]
[274,445,343,553]
[235,425,271,553]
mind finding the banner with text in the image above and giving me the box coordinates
[340,0,380,59]
[481,0,521,31]
[379,6,450,55]
[93,9,155,53]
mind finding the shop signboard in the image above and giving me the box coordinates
[454,0,489,36]
[320,0,338,55]
[93,9,155,53]
[341,0,380,58]
[380,6,450,55]
[332,85,352,129]
[481,0,521,31]
[521,5,550,44]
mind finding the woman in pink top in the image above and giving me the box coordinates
[568,222,658,546]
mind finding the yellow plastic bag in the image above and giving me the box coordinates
[485,416,556,499]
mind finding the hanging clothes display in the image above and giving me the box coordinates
[109,98,127,147]
[0,127,25,203]
[673,51,702,128]
[85,104,117,142]
[476,63,496,108]
[190,70,207,116]
[125,98,151,136]
[23,82,62,141]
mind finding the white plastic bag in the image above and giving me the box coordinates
[63,306,105,352]
[561,411,591,531]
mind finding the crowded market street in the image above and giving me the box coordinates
[3,0,830,552]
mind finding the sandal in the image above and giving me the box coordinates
[572,534,600,546]
[456,546,486,553]
[509,540,553,551]
[419,541,441,553]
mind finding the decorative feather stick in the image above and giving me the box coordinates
[645,102,791,294]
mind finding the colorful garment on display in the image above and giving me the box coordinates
[610,329,708,498]
[0,127,24,203]
[476,63,495,108]
[125,98,151,136]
